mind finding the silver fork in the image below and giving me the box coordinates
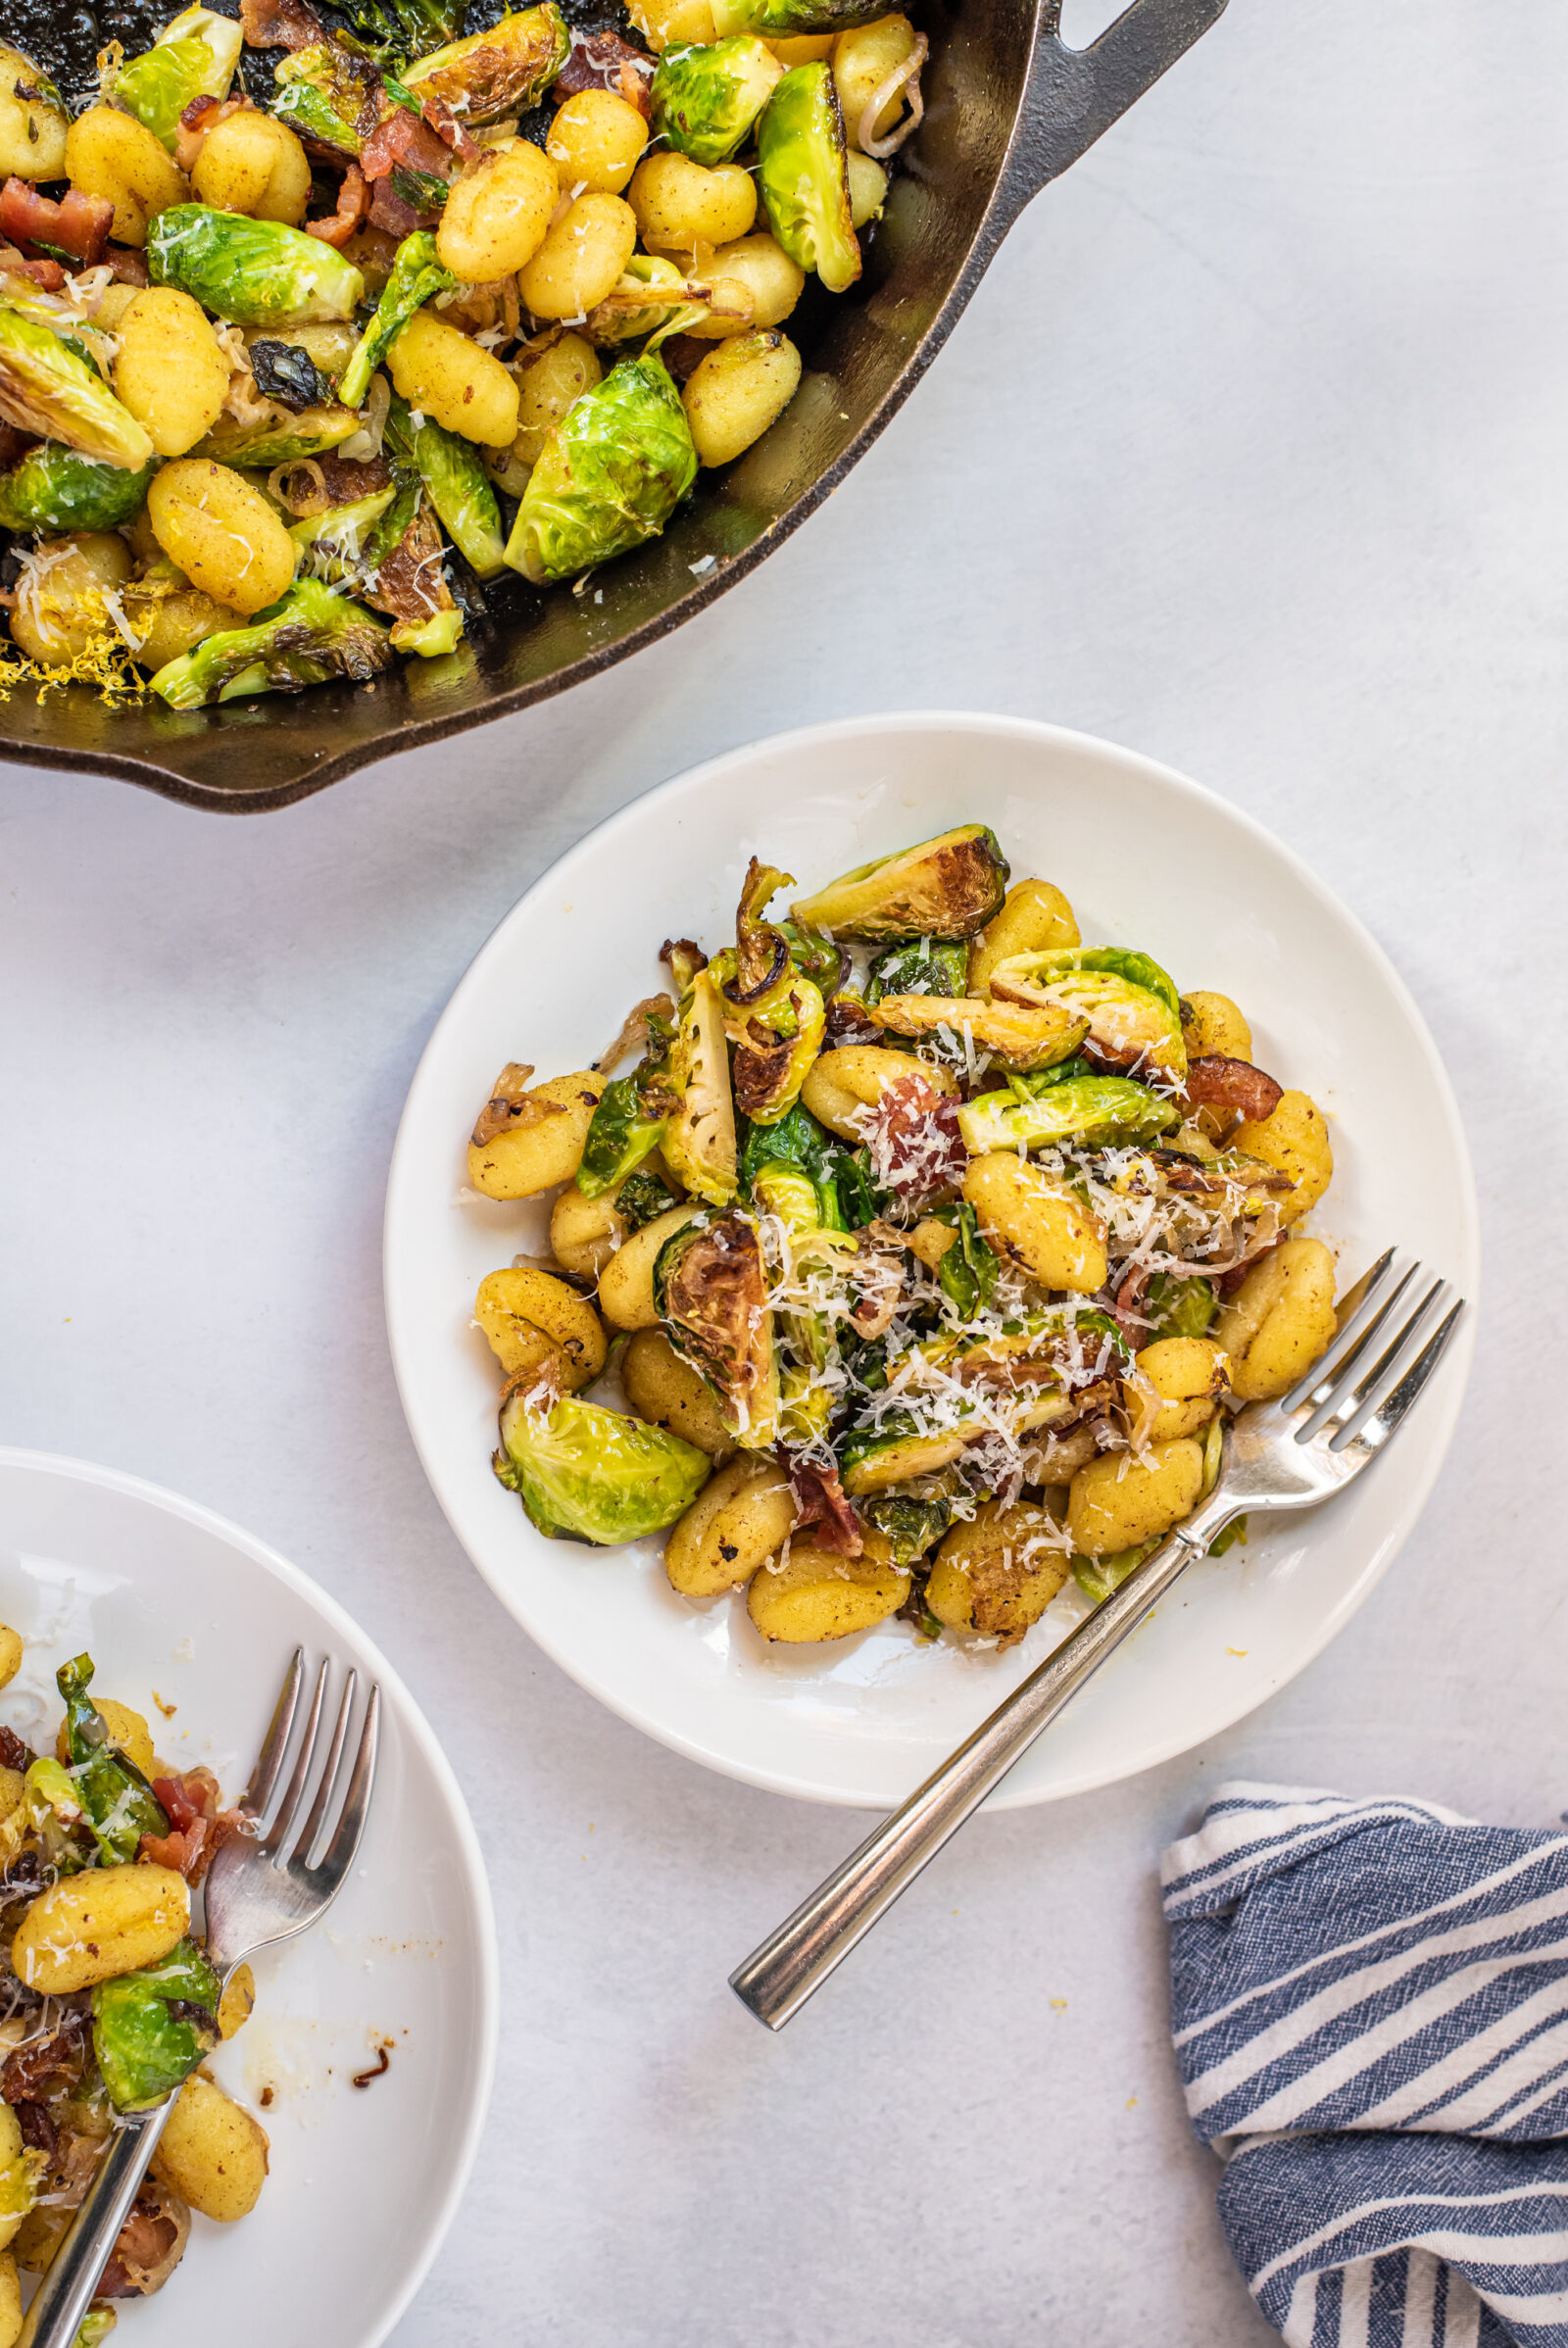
[18,1650,379,2348]
[730,1251,1465,2030]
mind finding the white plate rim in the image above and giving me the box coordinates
[0,1443,501,2348]
[383,709,1480,1809]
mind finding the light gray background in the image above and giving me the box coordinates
[0,1,1557,2338]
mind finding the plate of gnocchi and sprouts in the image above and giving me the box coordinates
[384,712,1477,1808]
[0,0,922,709]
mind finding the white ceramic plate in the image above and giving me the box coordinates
[0,1448,497,2346]
[384,713,1478,1811]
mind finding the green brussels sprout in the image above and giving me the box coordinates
[328,0,463,66]
[710,857,826,1126]
[148,207,366,329]
[1144,1271,1217,1343]
[0,308,154,470]
[92,1939,221,2113]
[858,1485,959,1564]
[839,1408,973,1494]
[792,823,1010,943]
[776,916,849,997]
[338,231,456,411]
[398,4,569,124]
[711,0,885,31]
[618,1165,682,1231]
[504,352,698,586]
[578,1009,678,1199]
[194,404,363,467]
[114,5,244,152]
[989,946,1187,1085]
[0,445,156,533]
[662,964,737,1205]
[757,63,859,297]
[494,1388,710,1542]
[866,936,969,1003]
[74,2317,118,2348]
[655,1210,779,1448]
[925,1199,999,1318]
[1073,1536,1162,1605]
[956,1075,1180,1155]
[390,603,463,657]
[0,1755,95,1878]
[385,391,506,578]
[289,488,400,586]
[149,577,394,708]
[271,39,395,159]
[57,1652,170,1865]
[740,1100,849,1231]
[651,36,782,167]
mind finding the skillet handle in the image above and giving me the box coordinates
[998,0,1230,223]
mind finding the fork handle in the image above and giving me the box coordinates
[730,1494,1237,2030]
[16,2100,174,2348]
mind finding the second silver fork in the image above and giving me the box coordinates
[729,1249,1465,2031]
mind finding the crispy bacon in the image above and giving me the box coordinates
[786,1458,863,1557]
[555,29,655,115]
[413,93,482,162]
[140,1769,243,1884]
[0,179,114,269]
[307,161,369,246]
[360,104,455,185]
[2,2013,88,2107]
[1182,1055,1284,1125]
[1113,1258,1152,1348]
[105,245,150,286]
[368,177,425,240]
[240,0,323,49]
[863,1072,965,1209]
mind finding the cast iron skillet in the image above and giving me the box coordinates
[0,0,1227,810]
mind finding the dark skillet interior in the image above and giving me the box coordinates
[0,0,1029,809]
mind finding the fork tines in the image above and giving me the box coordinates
[1284,1249,1465,1453]
[243,1649,380,1881]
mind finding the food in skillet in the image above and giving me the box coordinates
[0,0,926,708]
[466,825,1343,1650]
[0,1634,266,2340]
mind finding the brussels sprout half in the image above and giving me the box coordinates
[792,823,1010,943]
[114,5,244,151]
[398,3,570,124]
[195,405,364,467]
[495,1388,710,1542]
[386,390,506,577]
[739,1099,850,1230]
[957,1075,1181,1155]
[338,231,456,411]
[329,0,464,66]
[504,352,698,587]
[651,37,783,168]
[149,577,395,708]
[655,1210,780,1448]
[866,936,969,1002]
[0,308,153,469]
[1143,1272,1218,1343]
[662,963,738,1205]
[271,40,395,160]
[0,445,156,533]
[858,1486,958,1565]
[148,207,366,328]
[92,1939,222,2112]
[711,0,886,32]
[57,1652,170,1865]
[987,948,1187,1085]
[710,857,826,1126]
[289,489,400,587]
[756,63,859,297]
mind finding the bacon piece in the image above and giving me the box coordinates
[16,2100,57,2162]
[368,177,424,240]
[2,2013,88,2108]
[862,1072,965,1209]
[0,1727,31,1773]
[141,1768,243,1884]
[555,29,655,115]
[360,104,456,185]
[0,179,114,269]
[1113,1259,1152,1348]
[1182,1055,1284,1125]
[414,94,482,162]
[307,161,369,246]
[240,0,323,50]
[105,245,151,286]
[786,1459,863,1557]
[173,92,250,172]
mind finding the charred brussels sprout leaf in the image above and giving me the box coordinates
[0,446,155,533]
[1144,1272,1217,1343]
[150,577,394,708]
[858,1487,958,1564]
[988,947,1187,1085]
[866,936,969,1003]
[757,63,859,297]
[793,824,1009,944]
[194,405,362,466]
[494,1389,710,1542]
[149,208,366,328]
[338,231,456,410]
[328,0,464,65]
[92,1940,221,2113]
[114,5,243,151]
[505,352,697,586]
[711,0,885,28]
[618,1166,682,1230]
[655,1211,779,1447]
[739,1099,849,1230]
[386,391,506,578]
[288,488,398,586]
[651,37,782,167]
[58,1653,170,1864]
[776,917,849,998]
[399,4,570,124]
[662,964,737,1206]
[957,1075,1180,1155]
[271,39,393,159]
[0,309,153,469]
[710,857,825,1126]
[577,1013,677,1198]
[249,339,334,414]
[929,1200,999,1319]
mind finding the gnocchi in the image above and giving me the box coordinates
[147,459,297,616]
[682,328,802,466]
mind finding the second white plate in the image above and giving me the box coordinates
[384,713,1478,1810]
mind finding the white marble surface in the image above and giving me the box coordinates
[0,2,1561,2338]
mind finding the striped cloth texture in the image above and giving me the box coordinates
[1162,1783,1568,2348]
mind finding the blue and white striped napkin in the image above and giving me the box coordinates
[1162,1784,1568,2347]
